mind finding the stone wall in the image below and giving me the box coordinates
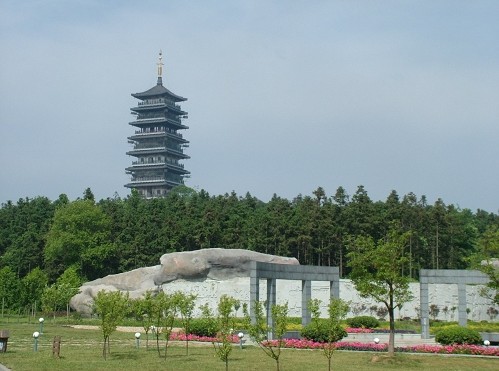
[160,277,498,322]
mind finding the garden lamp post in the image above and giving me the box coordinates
[33,331,40,351]
[373,337,380,344]
[484,340,490,347]
[135,332,141,348]
[238,332,244,349]
[39,317,44,334]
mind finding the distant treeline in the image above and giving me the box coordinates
[0,185,497,286]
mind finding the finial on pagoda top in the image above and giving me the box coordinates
[157,50,164,85]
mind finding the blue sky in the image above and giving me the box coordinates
[1,1,498,212]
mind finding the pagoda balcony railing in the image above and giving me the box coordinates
[132,116,182,125]
[132,160,184,169]
[133,129,183,139]
[131,161,164,167]
[128,146,165,152]
[127,147,166,155]
[130,176,165,183]
[132,144,183,152]
[137,98,182,111]
[127,147,188,159]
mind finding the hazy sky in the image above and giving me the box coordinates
[1,1,498,212]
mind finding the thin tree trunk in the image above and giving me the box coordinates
[388,294,395,356]
[103,336,107,359]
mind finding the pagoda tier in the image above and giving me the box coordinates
[125,51,190,198]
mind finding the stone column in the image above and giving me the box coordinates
[266,278,276,340]
[458,283,467,327]
[302,280,311,327]
[330,279,339,299]
[420,281,429,339]
[250,275,259,325]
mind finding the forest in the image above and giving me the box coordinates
[0,185,497,312]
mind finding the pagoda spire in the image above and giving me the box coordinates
[157,50,164,85]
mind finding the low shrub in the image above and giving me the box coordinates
[346,316,379,329]
[435,326,482,345]
[189,318,219,337]
[301,323,347,343]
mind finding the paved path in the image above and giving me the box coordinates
[343,333,437,346]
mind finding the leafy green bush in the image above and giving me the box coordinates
[435,326,482,345]
[189,318,219,337]
[346,316,380,329]
[301,323,347,343]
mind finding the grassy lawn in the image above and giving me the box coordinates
[0,322,497,371]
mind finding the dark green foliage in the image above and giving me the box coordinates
[189,318,219,337]
[301,321,347,343]
[346,316,380,329]
[0,185,497,284]
[435,326,482,345]
[0,266,21,309]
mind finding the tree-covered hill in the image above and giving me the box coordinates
[0,185,497,289]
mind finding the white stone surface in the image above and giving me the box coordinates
[160,277,498,321]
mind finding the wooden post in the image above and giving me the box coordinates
[52,336,61,358]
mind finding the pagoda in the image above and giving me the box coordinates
[125,51,190,198]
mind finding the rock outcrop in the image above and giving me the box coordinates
[70,248,299,315]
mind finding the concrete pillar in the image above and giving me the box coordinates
[458,283,467,327]
[266,278,276,340]
[249,275,259,325]
[302,280,311,327]
[420,281,429,339]
[330,279,339,299]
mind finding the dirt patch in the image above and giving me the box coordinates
[70,325,183,333]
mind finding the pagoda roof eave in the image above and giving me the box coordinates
[132,84,187,102]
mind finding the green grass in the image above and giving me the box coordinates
[0,322,497,371]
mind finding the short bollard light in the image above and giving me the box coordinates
[33,331,40,351]
[135,332,141,348]
[373,337,380,344]
[484,340,490,347]
[238,332,244,349]
[39,317,45,334]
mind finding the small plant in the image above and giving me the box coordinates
[435,326,482,345]
[442,306,449,320]
[178,293,197,355]
[211,295,240,371]
[243,301,289,371]
[301,321,347,342]
[190,318,219,337]
[450,306,457,320]
[307,298,349,371]
[376,306,388,320]
[346,316,379,329]
[351,304,366,316]
[487,306,498,321]
[429,304,440,320]
[93,290,130,360]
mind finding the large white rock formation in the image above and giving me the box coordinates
[70,248,298,315]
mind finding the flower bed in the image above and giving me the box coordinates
[171,332,499,356]
[262,339,499,356]
[345,328,415,334]
[345,327,374,333]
